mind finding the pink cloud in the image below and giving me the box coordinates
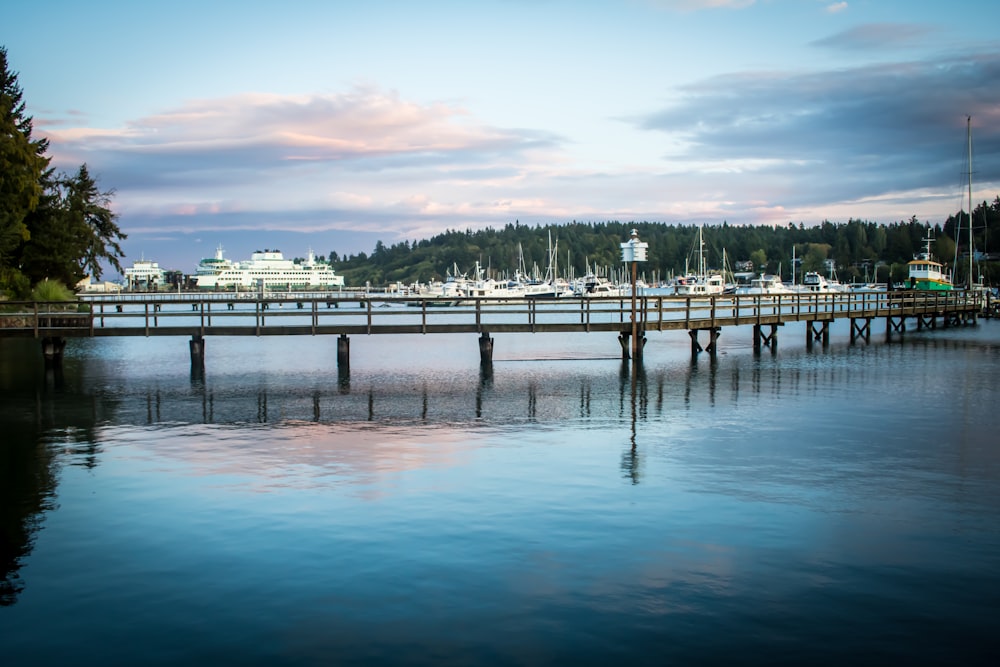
[114,88,523,161]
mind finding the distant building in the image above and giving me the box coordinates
[76,277,122,294]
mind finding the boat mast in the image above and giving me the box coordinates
[698,226,705,277]
[791,245,796,286]
[967,115,974,288]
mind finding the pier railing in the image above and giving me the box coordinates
[0,290,985,339]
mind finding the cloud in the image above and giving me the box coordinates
[812,23,934,50]
[825,2,848,14]
[635,50,1000,217]
[41,87,565,228]
[47,88,557,176]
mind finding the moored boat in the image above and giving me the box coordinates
[674,227,726,297]
[736,273,794,296]
[574,274,627,298]
[905,233,953,291]
[794,270,851,294]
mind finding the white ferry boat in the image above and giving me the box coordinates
[196,245,235,280]
[195,248,344,291]
[124,255,167,290]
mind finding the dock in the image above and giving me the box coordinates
[0,290,987,368]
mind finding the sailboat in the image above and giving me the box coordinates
[674,226,725,296]
[952,115,984,291]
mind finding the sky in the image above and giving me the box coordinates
[4,0,1000,275]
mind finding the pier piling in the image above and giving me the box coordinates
[753,323,779,353]
[886,316,905,342]
[619,331,646,360]
[689,330,701,354]
[705,328,721,354]
[189,335,206,367]
[337,334,350,368]
[478,331,494,364]
[850,318,872,344]
[806,320,830,350]
[688,328,721,355]
[41,336,66,367]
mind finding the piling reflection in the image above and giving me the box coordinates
[62,353,770,427]
[620,358,645,485]
[16,333,989,432]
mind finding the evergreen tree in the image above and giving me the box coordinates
[20,165,125,286]
[62,164,126,281]
[0,46,50,292]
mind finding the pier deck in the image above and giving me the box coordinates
[0,290,986,364]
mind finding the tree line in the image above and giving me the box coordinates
[1,46,125,298]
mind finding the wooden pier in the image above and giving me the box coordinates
[0,290,986,367]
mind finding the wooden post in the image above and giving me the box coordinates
[41,336,66,367]
[705,328,721,355]
[807,320,830,349]
[337,334,350,368]
[189,335,206,367]
[770,324,779,351]
[850,318,871,344]
[478,330,494,364]
[630,259,639,360]
[689,330,702,354]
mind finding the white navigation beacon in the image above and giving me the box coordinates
[620,228,648,263]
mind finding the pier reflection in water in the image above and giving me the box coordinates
[2,323,1000,666]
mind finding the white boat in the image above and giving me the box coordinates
[459,262,522,299]
[124,255,167,290]
[797,271,837,293]
[736,273,794,296]
[416,263,467,298]
[575,274,627,298]
[674,227,726,297]
[520,232,570,298]
[196,244,235,280]
[195,248,344,291]
[800,271,829,292]
[675,273,725,296]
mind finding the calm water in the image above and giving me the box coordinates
[2,319,999,666]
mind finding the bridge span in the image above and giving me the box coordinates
[0,290,986,367]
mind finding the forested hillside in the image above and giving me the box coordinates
[324,203,1000,287]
